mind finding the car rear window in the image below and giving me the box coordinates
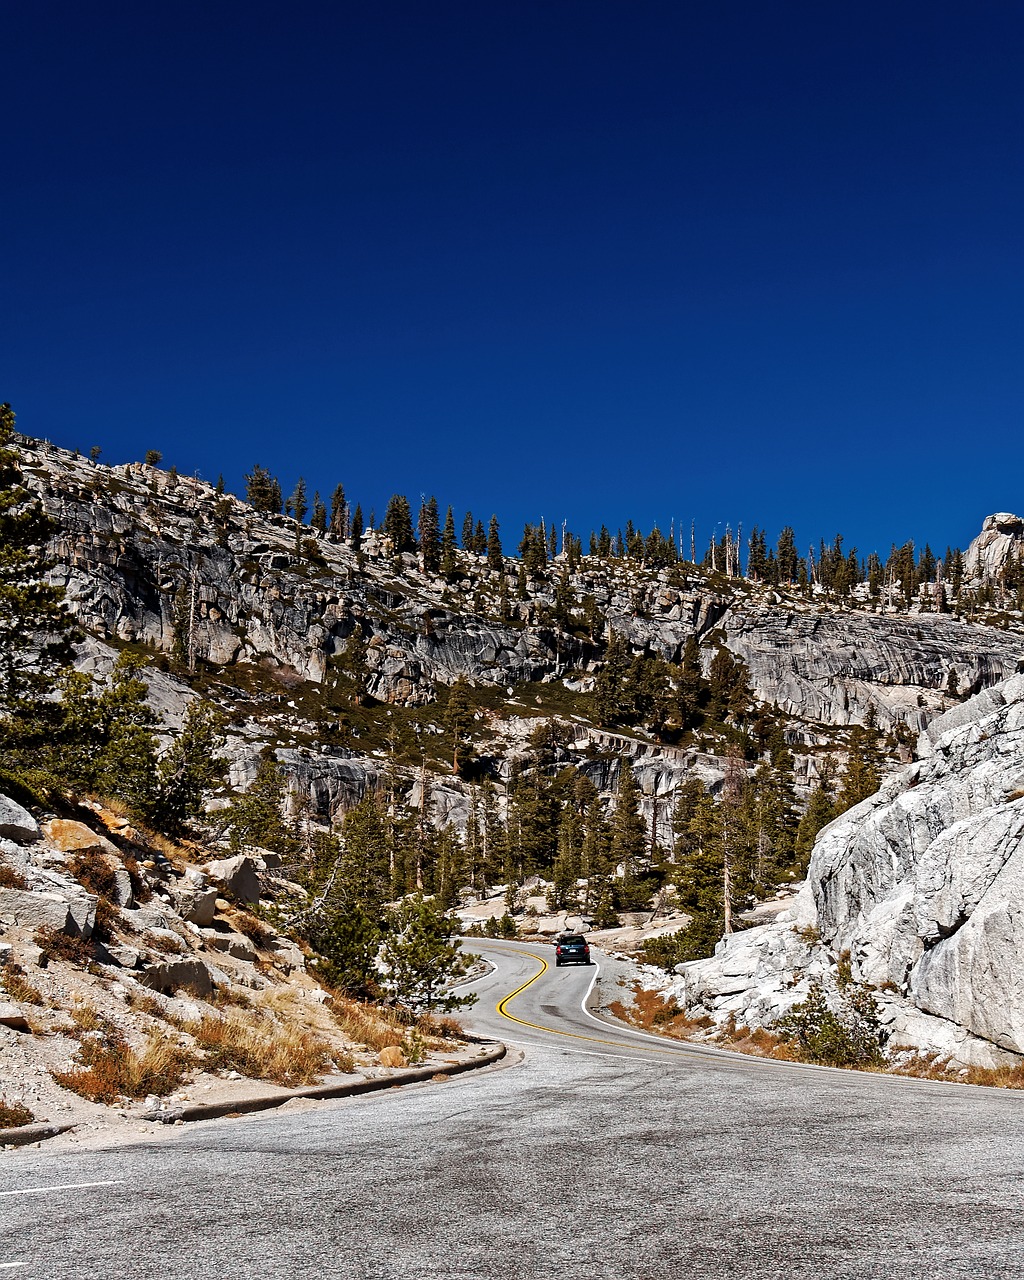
[561,936,585,945]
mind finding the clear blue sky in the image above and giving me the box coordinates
[4,2,1022,560]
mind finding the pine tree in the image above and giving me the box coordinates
[486,515,503,572]
[462,511,475,550]
[610,760,648,909]
[244,464,281,514]
[150,700,227,833]
[379,894,477,1014]
[226,754,297,853]
[286,477,308,524]
[330,484,347,536]
[595,631,631,725]
[311,491,328,533]
[418,496,440,573]
[441,506,459,577]
[445,675,474,773]
[383,494,417,554]
[0,404,76,739]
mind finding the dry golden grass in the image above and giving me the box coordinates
[126,989,167,1018]
[231,911,276,949]
[1,965,44,1006]
[888,1051,1024,1090]
[186,1007,336,1085]
[329,996,406,1052]
[613,988,799,1061]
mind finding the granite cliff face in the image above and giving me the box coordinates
[672,670,1024,1068]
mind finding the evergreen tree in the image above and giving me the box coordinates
[378,894,477,1014]
[244,464,282,514]
[595,631,632,725]
[330,484,347,536]
[835,724,883,814]
[418,496,440,573]
[150,700,227,833]
[676,635,708,733]
[441,506,459,577]
[486,515,503,572]
[286,477,308,524]
[445,675,474,774]
[549,803,583,910]
[461,511,474,550]
[383,494,417,554]
[610,760,648,909]
[226,754,297,853]
[0,404,76,740]
[776,527,798,582]
[311,491,328,533]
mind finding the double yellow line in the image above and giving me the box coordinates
[491,946,691,1057]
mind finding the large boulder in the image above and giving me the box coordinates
[964,512,1024,585]
[139,956,213,997]
[0,795,39,845]
[41,818,119,857]
[670,671,1024,1067]
[203,855,261,904]
[0,888,96,938]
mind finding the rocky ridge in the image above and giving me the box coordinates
[17,438,1024,821]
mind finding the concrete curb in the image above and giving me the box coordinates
[0,1122,75,1148]
[140,1040,508,1124]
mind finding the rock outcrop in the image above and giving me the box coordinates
[964,512,1024,585]
[672,667,1024,1067]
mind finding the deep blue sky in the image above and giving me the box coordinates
[3,2,1023,560]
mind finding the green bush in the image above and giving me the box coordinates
[778,981,884,1068]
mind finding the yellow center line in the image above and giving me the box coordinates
[488,945,696,1058]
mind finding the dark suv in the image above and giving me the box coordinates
[554,934,591,966]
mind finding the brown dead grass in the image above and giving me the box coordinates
[185,1007,338,1085]
[613,988,798,1061]
[889,1051,1024,1090]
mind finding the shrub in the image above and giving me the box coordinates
[639,914,726,970]
[778,981,884,1068]
[0,1098,35,1128]
[53,1019,196,1104]
[0,863,28,890]
[68,849,119,900]
[34,926,93,967]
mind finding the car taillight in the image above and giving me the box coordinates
[555,947,562,954]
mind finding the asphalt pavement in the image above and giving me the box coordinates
[3,940,1024,1279]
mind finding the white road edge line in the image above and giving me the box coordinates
[579,961,731,1054]
[0,1179,125,1197]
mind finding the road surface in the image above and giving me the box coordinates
[2,940,1024,1278]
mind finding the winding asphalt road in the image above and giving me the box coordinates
[3,941,1024,1278]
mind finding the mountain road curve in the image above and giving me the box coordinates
[3,940,1024,1279]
